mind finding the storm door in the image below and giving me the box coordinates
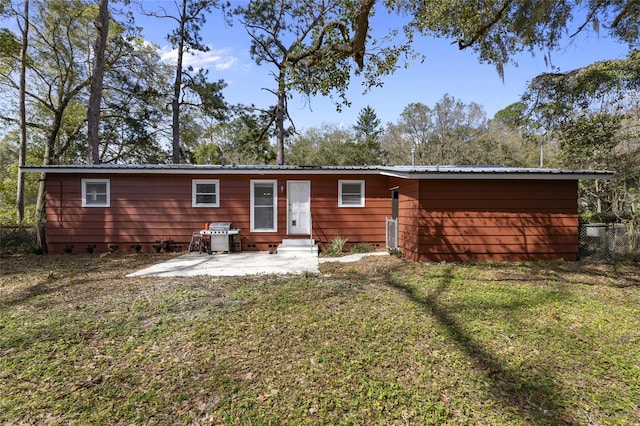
[287,181,311,235]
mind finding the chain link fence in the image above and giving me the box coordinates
[579,222,640,262]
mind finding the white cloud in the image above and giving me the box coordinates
[159,45,238,71]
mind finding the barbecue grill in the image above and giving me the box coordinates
[206,222,232,253]
[192,222,241,254]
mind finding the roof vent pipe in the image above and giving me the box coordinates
[411,146,416,168]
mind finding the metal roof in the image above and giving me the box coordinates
[378,165,615,180]
[19,164,382,176]
[20,164,615,180]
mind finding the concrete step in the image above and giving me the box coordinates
[280,238,316,246]
[277,245,318,254]
[278,238,318,255]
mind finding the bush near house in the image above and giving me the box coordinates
[0,225,41,254]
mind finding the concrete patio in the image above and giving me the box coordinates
[126,250,389,278]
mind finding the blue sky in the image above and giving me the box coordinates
[138,2,631,130]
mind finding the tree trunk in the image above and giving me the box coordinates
[171,0,188,164]
[35,147,51,224]
[87,0,109,165]
[275,69,286,165]
[171,92,181,163]
[35,112,63,221]
[16,0,29,225]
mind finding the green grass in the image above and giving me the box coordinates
[1,254,639,424]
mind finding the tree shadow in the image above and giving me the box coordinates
[510,260,640,288]
[0,253,160,309]
[385,265,574,425]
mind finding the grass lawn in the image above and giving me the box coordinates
[1,253,639,425]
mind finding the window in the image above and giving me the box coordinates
[339,180,365,207]
[251,180,277,231]
[192,179,220,207]
[82,179,110,207]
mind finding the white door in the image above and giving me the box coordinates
[287,181,311,235]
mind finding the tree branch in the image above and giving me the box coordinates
[350,0,375,69]
[612,0,637,28]
[570,0,606,38]
[0,114,44,130]
[457,0,514,50]
[291,20,350,64]
[295,0,375,71]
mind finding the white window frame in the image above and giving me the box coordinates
[250,179,278,232]
[338,180,365,207]
[192,179,220,207]
[82,179,110,207]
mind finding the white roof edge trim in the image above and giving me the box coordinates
[379,170,615,181]
[19,166,381,175]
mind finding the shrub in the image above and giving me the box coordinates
[349,242,374,254]
[579,211,633,223]
[322,236,348,257]
[388,248,403,258]
[0,225,38,253]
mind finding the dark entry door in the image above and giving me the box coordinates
[391,188,399,219]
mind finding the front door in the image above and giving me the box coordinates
[287,181,311,235]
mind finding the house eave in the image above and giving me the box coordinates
[379,166,615,181]
[19,164,382,175]
[20,164,615,180]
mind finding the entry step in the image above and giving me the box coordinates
[278,239,318,255]
[280,238,316,246]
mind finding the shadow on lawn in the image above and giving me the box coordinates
[1,267,119,309]
[0,253,161,308]
[386,265,573,425]
[1,275,86,309]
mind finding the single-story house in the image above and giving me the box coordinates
[21,164,614,261]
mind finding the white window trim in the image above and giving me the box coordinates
[338,179,365,207]
[250,179,278,232]
[82,178,110,207]
[192,179,220,207]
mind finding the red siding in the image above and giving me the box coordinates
[44,173,581,261]
[44,173,390,254]
[310,175,389,250]
[397,180,580,262]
